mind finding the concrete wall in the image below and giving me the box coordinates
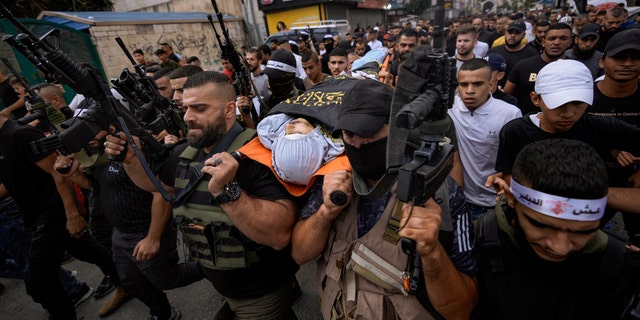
[90,19,247,80]
[113,0,243,16]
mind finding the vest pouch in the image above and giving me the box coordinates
[180,221,217,269]
[347,242,408,296]
[176,215,257,270]
[204,222,255,270]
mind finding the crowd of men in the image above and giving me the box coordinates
[1,2,640,320]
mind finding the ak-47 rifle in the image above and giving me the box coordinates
[208,0,267,123]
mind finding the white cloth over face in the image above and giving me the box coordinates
[257,113,344,185]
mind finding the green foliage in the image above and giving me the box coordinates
[9,0,114,18]
[406,0,431,16]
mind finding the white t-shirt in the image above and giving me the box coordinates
[448,95,521,206]
[368,39,383,50]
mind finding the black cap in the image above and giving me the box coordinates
[263,49,297,80]
[154,48,167,55]
[578,23,600,39]
[333,79,393,138]
[604,29,640,57]
[297,34,309,42]
[507,22,525,33]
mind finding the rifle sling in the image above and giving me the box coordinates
[172,122,245,208]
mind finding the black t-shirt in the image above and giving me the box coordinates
[495,114,640,179]
[478,29,494,45]
[91,160,153,233]
[526,39,544,54]
[0,119,64,226]
[507,55,549,115]
[475,209,632,320]
[492,89,518,106]
[589,82,640,128]
[489,45,539,88]
[159,141,298,298]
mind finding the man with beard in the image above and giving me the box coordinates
[446,20,461,56]
[474,17,493,45]
[565,24,604,79]
[491,16,527,48]
[290,79,478,320]
[105,71,299,319]
[489,22,539,87]
[594,7,627,52]
[245,48,270,101]
[504,23,573,114]
[526,20,549,54]
[353,39,369,57]
[234,48,271,129]
[454,26,478,74]
[381,29,419,87]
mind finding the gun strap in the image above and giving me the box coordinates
[172,122,247,208]
[117,116,173,202]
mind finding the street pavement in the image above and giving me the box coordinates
[0,249,323,320]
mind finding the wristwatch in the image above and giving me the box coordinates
[210,181,241,205]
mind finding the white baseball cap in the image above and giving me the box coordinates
[534,59,593,110]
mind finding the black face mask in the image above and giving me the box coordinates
[345,137,387,181]
[269,75,295,106]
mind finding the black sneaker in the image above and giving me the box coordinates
[93,275,116,299]
[71,283,94,308]
[148,307,181,320]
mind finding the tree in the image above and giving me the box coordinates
[8,0,114,18]
[406,0,430,16]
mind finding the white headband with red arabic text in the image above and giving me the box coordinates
[510,178,607,222]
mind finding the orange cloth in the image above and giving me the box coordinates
[238,137,351,196]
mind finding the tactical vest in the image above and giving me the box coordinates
[173,128,257,270]
[318,183,451,320]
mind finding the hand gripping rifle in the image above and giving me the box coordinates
[0,3,173,201]
[1,58,66,132]
[386,46,457,294]
[112,37,186,137]
[208,0,267,122]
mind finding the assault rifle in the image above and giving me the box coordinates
[1,58,65,131]
[0,3,173,200]
[208,0,266,122]
[388,47,457,293]
[112,37,186,137]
